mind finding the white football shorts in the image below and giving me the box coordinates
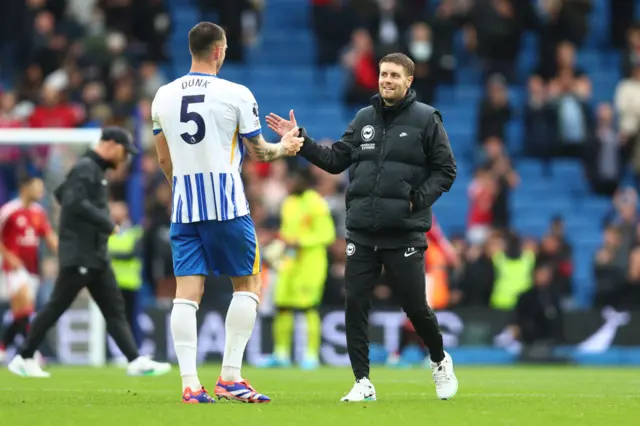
[4,269,40,298]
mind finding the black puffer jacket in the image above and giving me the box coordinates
[54,151,116,269]
[299,89,457,249]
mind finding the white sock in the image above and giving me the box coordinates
[171,298,201,392]
[221,291,259,382]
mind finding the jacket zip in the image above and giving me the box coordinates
[371,125,386,231]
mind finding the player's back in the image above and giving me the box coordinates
[152,72,261,223]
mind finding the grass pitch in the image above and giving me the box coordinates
[1,365,638,426]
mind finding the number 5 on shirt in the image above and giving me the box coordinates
[180,95,206,144]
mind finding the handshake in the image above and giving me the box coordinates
[266,109,304,157]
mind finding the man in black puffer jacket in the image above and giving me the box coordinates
[266,53,458,402]
[9,128,171,378]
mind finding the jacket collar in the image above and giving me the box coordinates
[86,149,115,170]
[370,88,417,113]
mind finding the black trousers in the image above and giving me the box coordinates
[20,266,139,361]
[345,241,445,380]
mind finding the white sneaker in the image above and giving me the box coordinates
[34,351,46,367]
[340,378,377,402]
[430,351,458,400]
[7,355,51,378]
[126,356,172,376]
[111,356,129,368]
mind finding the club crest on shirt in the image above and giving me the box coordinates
[361,125,375,142]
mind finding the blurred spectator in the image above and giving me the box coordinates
[109,77,137,126]
[30,9,65,78]
[142,181,173,303]
[536,233,573,300]
[548,216,573,259]
[17,63,45,104]
[476,74,511,146]
[342,29,378,108]
[312,0,355,68]
[610,188,638,263]
[241,0,264,47]
[621,23,640,78]
[28,84,80,129]
[366,0,408,59]
[537,40,586,84]
[585,103,623,197]
[405,22,437,104]
[450,241,494,307]
[483,137,519,229]
[425,0,461,85]
[614,59,640,184]
[594,225,627,308]
[535,0,564,80]
[197,0,246,62]
[513,263,564,346]
[488,232,536,311]
[621,247,640,309]
[611,2,636,50]
[138,62,167,100]
[546,67,594,158]
[0,92,24,129]
[0,0,41,87]
[262,160,289,218]
[466,0,525,82]
[537,0,591,80]
[467,166,496,245]
[557,0,592,48]
[523,76,554,159]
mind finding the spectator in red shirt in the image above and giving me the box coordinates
[28,84,80,129]
[467,166,496,245]
[26,83,82,174]
[342,29,378,109]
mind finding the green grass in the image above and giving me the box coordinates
[1,365,639,426]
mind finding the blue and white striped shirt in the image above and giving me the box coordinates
[151,72,261,223]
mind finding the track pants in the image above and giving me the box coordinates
[20,266,139,361]
[344,241,445,380]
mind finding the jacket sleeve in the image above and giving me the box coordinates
[411,112,457,210]
[61,165,115,234]
[297,119,357,174]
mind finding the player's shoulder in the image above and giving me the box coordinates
[153,80,178,100]
[28,202,46,214]
[412,101,441,122]
[0,198,22,218]
[354,105,375,121]
[73,155,96,171]
[216,78,254,102]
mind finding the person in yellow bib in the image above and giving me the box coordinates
[260,168,336,369]
[108,201,143,348]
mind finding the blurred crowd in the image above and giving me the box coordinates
[1,0,640,338]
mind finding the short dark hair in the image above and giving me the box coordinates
[379,53,415,77]
[188,22,226,59]
[19,174,40,188]
[291,167,315,186]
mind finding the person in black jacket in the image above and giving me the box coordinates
[266,53,458,401]
[8,127,171,378]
